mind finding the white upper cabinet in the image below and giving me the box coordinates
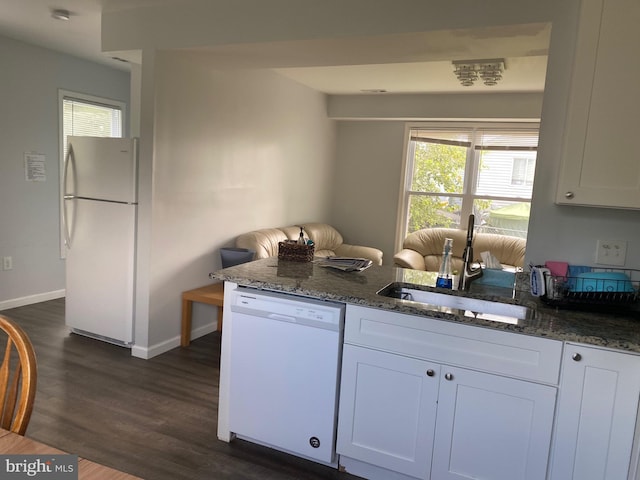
[556,0,640,209]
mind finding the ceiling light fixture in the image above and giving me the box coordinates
[452,59,505,87]
[51,8,71,21]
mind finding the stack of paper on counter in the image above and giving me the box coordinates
[315,257,373,272]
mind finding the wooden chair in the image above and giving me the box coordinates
[0,315,37,435]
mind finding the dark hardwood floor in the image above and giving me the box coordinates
[2,299,358,480]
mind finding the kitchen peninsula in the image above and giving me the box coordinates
[213,258,640,349]
[214,258,640,480]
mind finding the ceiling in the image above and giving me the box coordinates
[0,0,550,95]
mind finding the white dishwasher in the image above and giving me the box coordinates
[228,287,345,465]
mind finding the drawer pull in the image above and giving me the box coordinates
[445,372,454,381]
[426,369,435,377]
[572,352,582,361]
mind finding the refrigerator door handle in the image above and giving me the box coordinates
[62,145,74,248]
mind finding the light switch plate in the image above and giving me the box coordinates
[2,256,12,271]
[595,240,627,266]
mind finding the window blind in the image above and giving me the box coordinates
[62,98,122,157]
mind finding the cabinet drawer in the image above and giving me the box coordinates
[345,305,562,384]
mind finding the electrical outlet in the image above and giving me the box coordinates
[2,256,12,271]
[595,240,627,266]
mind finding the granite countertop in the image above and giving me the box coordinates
[212,257,640,354]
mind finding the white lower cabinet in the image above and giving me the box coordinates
[337,344,439,479]
[337,306,640,480]
[550,344,640,480]
[336,305,563,480]
[337,344,557,480]
[432,366,557,480]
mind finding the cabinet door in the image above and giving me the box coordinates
[432,366,557,480]
[556,0,640,209]
[337,344,439,478]
[550,344,640,480]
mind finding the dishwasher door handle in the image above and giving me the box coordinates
[267,313,298,323]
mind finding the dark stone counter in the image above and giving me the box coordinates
[212,258,640,353]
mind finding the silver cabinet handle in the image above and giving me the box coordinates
[444,373,454,381]
[426,369,435,377]
[565,191,575,199]
[572,352,582,361]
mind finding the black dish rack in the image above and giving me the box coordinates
[540,267,640,312]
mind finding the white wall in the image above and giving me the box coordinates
[331,121,405,260]
[135,52,336,354]
[327,93,544,121]
[102,0,556,53]
[0,35,130,310]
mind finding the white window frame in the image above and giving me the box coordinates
[511,157,536,186]
[58,90,127,258]
[395,121,539,252]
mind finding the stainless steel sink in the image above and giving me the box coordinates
[377,282,533,324]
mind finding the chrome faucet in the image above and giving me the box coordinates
[458,214,483,291]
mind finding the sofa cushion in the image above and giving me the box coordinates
[234,223,383,265]
[472,233,526,269]
[302,223,343,251]
[235,228,288,259]
[396,227,526,272]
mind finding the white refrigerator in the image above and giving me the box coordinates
[63,136,138,346]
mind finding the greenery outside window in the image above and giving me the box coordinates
[399,122,539,245]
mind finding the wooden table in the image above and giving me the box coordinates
[0,429,142,479]
[181,282,224,346]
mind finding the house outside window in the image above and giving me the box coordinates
[399,122,539,245]
[511,157,535,186]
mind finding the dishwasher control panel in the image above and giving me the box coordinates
[232,288,344,330]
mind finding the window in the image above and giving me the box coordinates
[58,90,126,257]
[511,157,536,186]
[60,92,124,158]
[399,122,539,244]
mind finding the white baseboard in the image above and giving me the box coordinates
[0,292,219,361]
[0,289,66,311]
[339,456,415,480]
[131,322,217,359]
